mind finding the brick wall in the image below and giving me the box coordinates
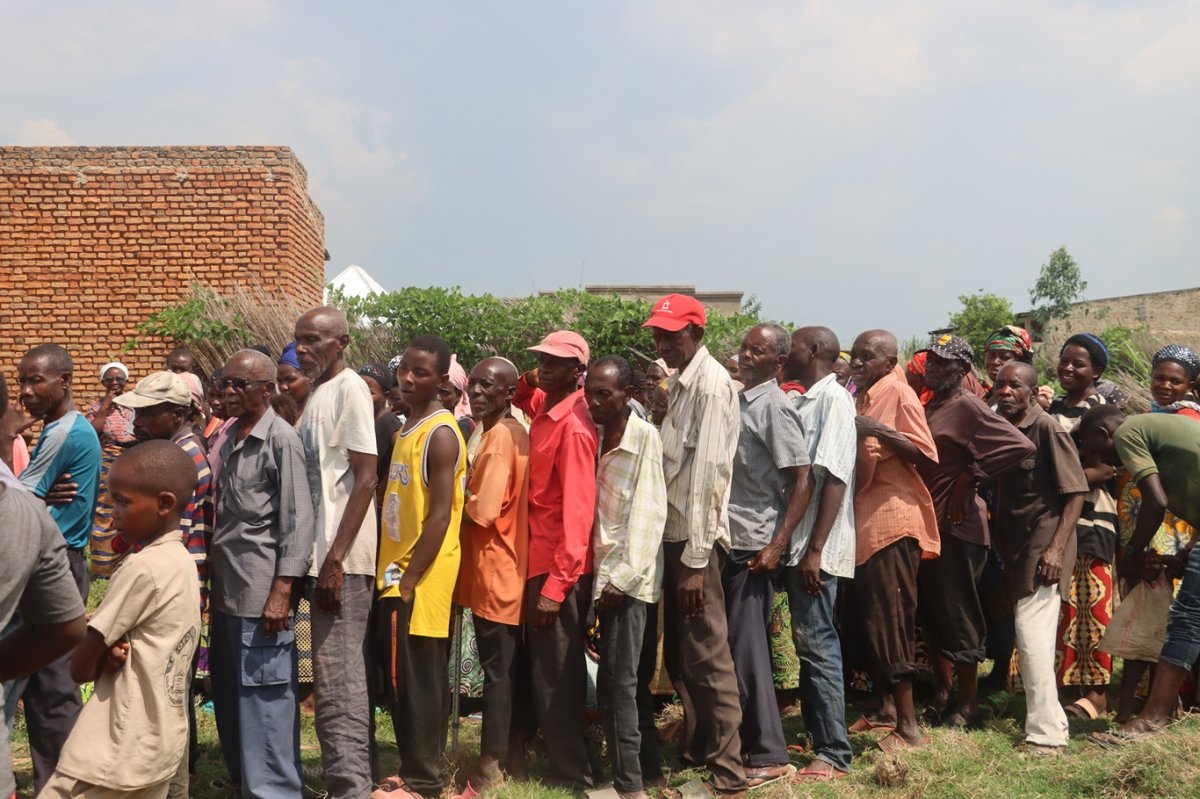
[0,146,324,406]
[1020,287,1200,354]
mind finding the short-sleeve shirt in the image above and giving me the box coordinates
[55,533,201,790]
[20,410,101,549]
[1114,413,1200,530]
[993,404,1089,598]
[84,400,137,449]
[728,379,810,552]
[456,417,530,625]
[300,367,380,578]
[379,410,466,638]
[0,484,86,798]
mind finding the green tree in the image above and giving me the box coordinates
[947,291,1014,364]
[1029,246,1087,329]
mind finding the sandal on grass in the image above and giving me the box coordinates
[876,731,931,754]
[744,764,796,789]
[1064,697,1103,720]
[1017,742,1065,757]
[848,715,896,733]
[791,761,849,782]
[1089,719,1166,750]
[661,779,745,799]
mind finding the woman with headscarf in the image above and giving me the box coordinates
[1047,333,1117,718]
[439,354,476,440]
[277,341,314,420]
[1149,345,1200,420]
[85,361,139,577]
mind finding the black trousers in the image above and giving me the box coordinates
[523,573,594,790]
[375,597,451,797]
[472,614,521,757]
[597,596,663,793]
[918,533,989,664]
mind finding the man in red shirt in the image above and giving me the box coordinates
[512,330,598,790]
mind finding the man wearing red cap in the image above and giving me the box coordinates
[642,295,747,797]
[512,330,598,790]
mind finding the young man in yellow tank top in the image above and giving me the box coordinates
[373,335,466,799]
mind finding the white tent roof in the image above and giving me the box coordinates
[325,264,385,301]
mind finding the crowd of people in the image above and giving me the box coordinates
[1,291,1200,799]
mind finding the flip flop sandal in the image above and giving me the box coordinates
[791,763,850,782]
[1064,697,1102,719]
[848,715,896,733]
[1017,742,1065,757]
[876,731,931,754]
[1089,721,1164,750]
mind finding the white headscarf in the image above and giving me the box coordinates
[100,362,129,380]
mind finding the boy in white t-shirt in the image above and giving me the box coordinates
[40,441,202,799]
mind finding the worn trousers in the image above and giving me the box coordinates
[21,547,88,792]
[312,575,374,799]
[851,537,921,687]
[597,596,661,793]
[375,597,451,797]
[1160,544,1200,671]
[209,611,303,798]
[523,573,594,790]
[662,541,747,793]
[1013,584,1069,747]
[472,615,521,757]
[782,567,852,772]
[918,533,988,663]
[722,555,788,767]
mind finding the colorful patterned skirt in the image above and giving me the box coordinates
[768,590,799,690]
[89,444,123,578]
[1055,555,1114,687]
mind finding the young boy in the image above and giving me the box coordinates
[41,440,202,799]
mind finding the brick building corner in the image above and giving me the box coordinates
[0,145,325,405]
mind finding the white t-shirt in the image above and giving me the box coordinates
[56,533,201,790]
[300,366,379,577]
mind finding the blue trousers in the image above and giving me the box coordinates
[782,567,852,772]
[1160,546,1200,671]
[209,611,302,798]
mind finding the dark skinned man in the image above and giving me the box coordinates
[511,330,598,791]
[209,349,315,794]
[990,361,1085,754]
[8,344,100,792]
[373,336,466,799]
[588,356,668,799]
[294,306,380,799]
[779,326,858,780]
[167,347,198,376]
[912,337,1033,730]
[642,294,747,798]
[725,324,811,787]
[454,357,531,795]
[847,330,939,752]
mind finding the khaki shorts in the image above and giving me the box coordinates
[39,772,170,799]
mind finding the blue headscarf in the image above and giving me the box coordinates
[279,341,301,370]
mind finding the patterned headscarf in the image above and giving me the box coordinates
[356,363,393,392]
[984,325,1033,361]
[388,354,403,375]
[1153,344,1200,382]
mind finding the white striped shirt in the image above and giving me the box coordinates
[660,345,740,568]
[784,373,858,579]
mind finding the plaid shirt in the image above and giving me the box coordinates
[593,414,667,603]
[173,429,213,613]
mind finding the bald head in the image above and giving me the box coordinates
[1000,360,1038,387]
[856,329,898,358]
[297,306,350,337]
[785,325,841,384]
[111,439,198,516]
[795,327,840,363]
[468,356,520,427]
[849,329,899,391]
[294,306,351,381]
[473,357,519,387]
[225,349,277,382]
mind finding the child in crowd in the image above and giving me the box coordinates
[40,441,202,799]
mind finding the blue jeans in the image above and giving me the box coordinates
[1160,546,1200,671]
[782,567,852,772]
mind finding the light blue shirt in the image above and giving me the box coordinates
[20,410,101,549]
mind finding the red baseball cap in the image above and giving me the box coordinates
[527,330,590,365]
[642,293,707,332]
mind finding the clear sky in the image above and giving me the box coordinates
[3,0,1197,343]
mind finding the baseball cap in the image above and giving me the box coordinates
[927,334,974,366]
[114,371,193,409]
[528,330,590,365]
[642,294,706,332]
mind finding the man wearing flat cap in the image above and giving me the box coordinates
[642,295,747,796]
[512,330,598,790]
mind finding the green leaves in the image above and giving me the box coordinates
[948,292,1014,365]
[1029,246,1087,329]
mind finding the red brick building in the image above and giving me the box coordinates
[0,145,325,404]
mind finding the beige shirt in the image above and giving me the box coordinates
[56,532,201,790]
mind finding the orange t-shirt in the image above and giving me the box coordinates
[456,417,531,625]
[854,365,941,565]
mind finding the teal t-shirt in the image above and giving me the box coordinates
[19,410,102,550]
[1114,413,1200,530]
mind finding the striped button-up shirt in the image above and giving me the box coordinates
[660,345,740,569]
[784,373,858,578]
[173,429,214,613]
[593,414,667,603]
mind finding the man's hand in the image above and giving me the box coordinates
[1037,546,1064,586]
[262,580,293,635]
[597,582,626,612]
[678,565,706,618]
[315,557,345,613]
[747,542,784,574]
[532,595,562,630]
[947,473,978,526]
[45,474,79,506]
[854,415,889,439]
[397,572,417,604]
[103,641,130,673]
[798,548,824,595]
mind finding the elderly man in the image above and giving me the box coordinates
[455,357,531,792]
[294,306,380,799]
[209,349,315,796]
[512,330,598,791]
[914,337,1034,729]
[779,326,858,779]
[847,330,939,752]
[12,344,100,791]
[643,294,747,797]
[724,324,811,787]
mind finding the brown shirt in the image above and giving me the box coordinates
[993,404,1089,599]
[918,390,1035,547]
